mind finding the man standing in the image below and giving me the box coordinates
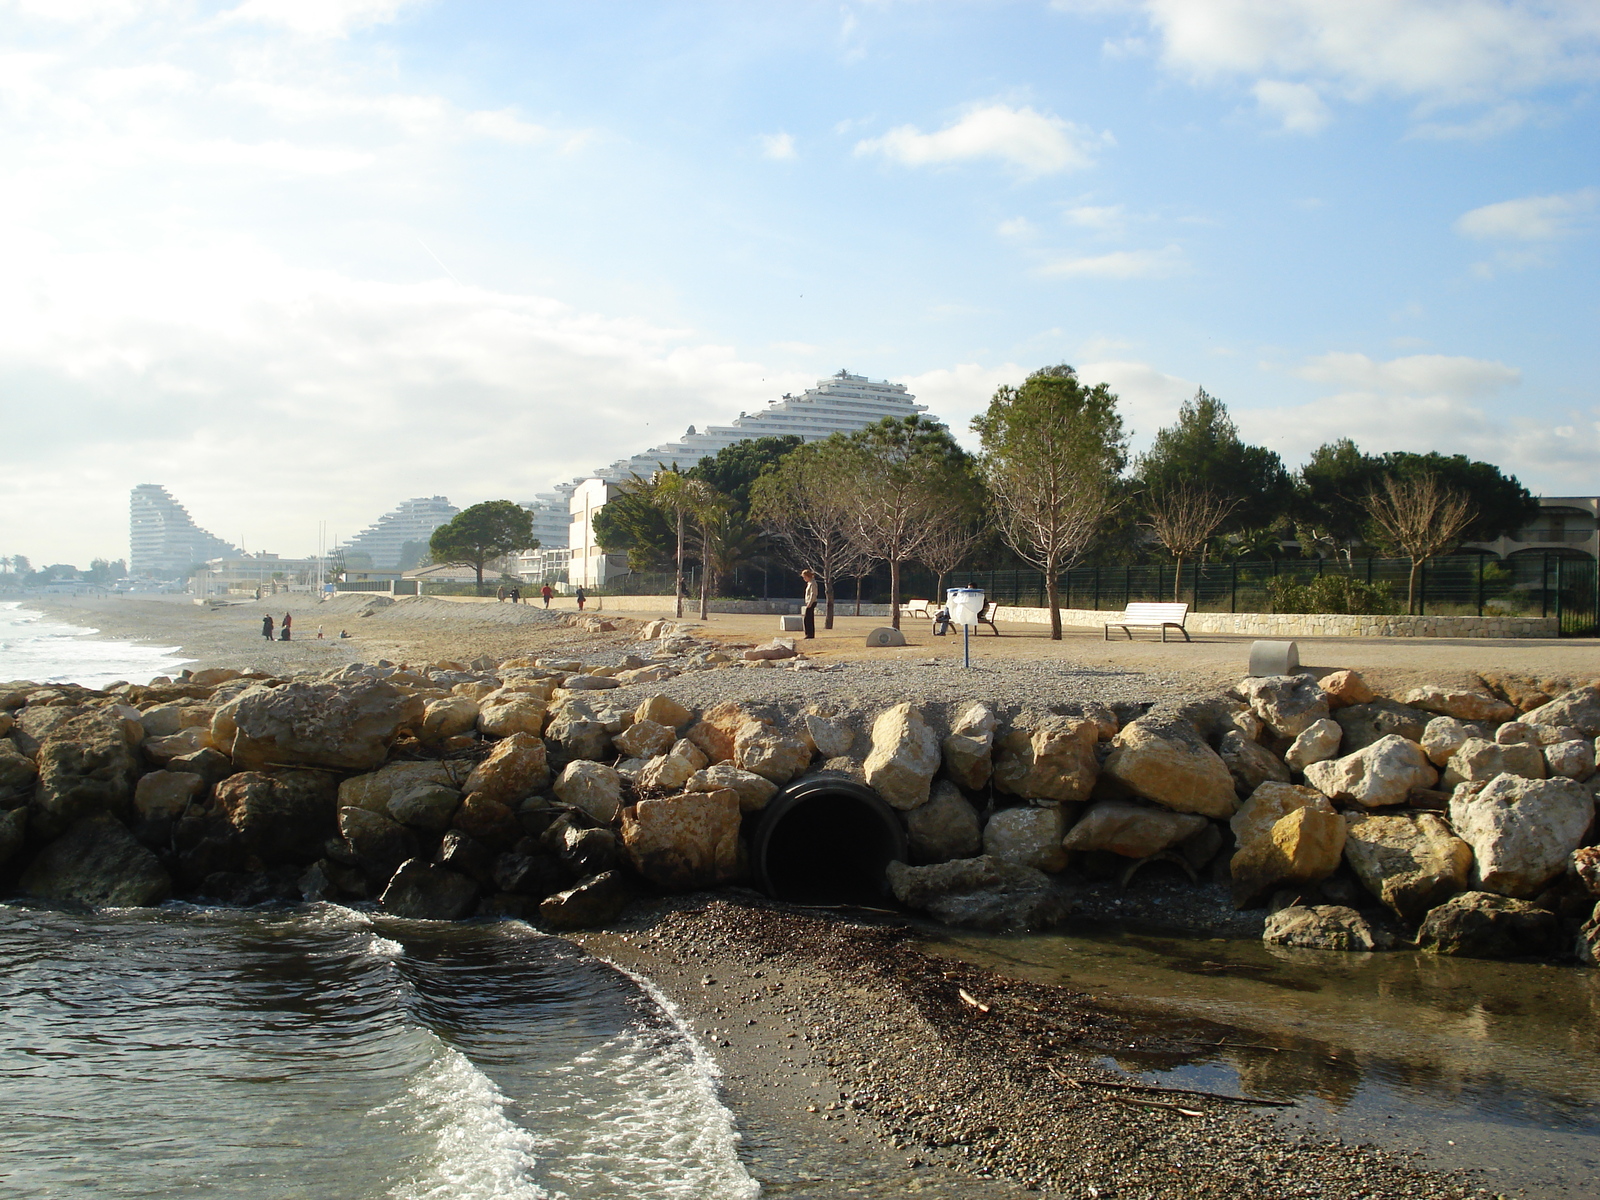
[262,614,274,641]
[801,569,819,640]
[541,584,553,608]
[575,586,587,611]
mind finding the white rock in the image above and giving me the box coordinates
[1448,773,1596,899]
[863,703,941,811]
[1284,718,1342,773]
[982,805,1068,872]
[1302,735,1437,809]
[553,760,623,824]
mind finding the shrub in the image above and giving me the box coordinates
[1266,573,1394,615]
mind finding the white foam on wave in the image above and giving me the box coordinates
[0,601,190,687]
[381,1042,550,1200]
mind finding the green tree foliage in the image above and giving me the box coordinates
[973,365,1126,639]
[1374,451,1538,543]
[397,540,431,571]
[1267,574,1393,615]
[750,439,867,628]
[1135,388,1291,535]
[1294,438,1382,557]
[428,500,537,591]
[691,435,803,511]
[593,487,677,572]
[84,558,127,584]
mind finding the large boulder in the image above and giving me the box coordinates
[419,695,480,742]
[1240,675,1329,739]
[904,780,983,865]
[0,806,26,868]
[1230,782,1334,846]
[1219,730,1291,797]
[338,806,421,882]
[1570,846,1600,897]
[1342,811,1473,921]
[387,784,462,834]
[799,713,855,759]
[1544,739,1595,781]
[1401,686,1516,725]
[637,738,709,792]
[1284,718,1342,773]
[1303,735,1437,809]
[451,794,521,851]
[463,732,550,805]
[1440,738,1545,788]
[621,789,742,890]
[0,741,38,805]
[941,703,997,792]
[214,680,423,771]
[614,717,675,760]
[684,763,777,812]
[552,761,623,824]
[542,704,611,763]
[19,816,172,907]
[993,717,1099,805]
[1421,716,1482,768]
[476,695,548,739]
[734,721,811,785]
[1101,716,1238,818]
[863,703,941,811]
[1448,774,1595,898]
[134,770,205,821]
[1230,805,1345,908]
[887,854,1071,930]
[1263,905,1390,952]
[338,761,460,813]
[982,805,1068,872]
[212,769,338,864]
[635,694,692,732]
[1061,799,1207,859]
[1332,701,1431,753]
[1319,670,1375,709]
[538,870,630,930]
[1520,687,1600,736]
[1416,891,1561,959]
[379,859,479,920]
[685,701,755,764]
[31,712,141,838]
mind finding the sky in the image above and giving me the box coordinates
[0,0,1596,567]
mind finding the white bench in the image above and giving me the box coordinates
[900,599,934,619]
[1104,602,1191,642]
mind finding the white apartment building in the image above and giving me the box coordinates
[342,496,459,568]
[129,484,239,578]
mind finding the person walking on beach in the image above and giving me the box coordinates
[496,585,506,602]
[541,584,553,608]
[510,586,521,604]
[575,586,586,610]
[262,614,274,640]
[280,613,292,641]
[801,569,819,640]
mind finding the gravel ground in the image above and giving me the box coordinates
[576,895,1501,1200]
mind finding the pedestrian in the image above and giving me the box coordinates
[262,614,274,640]
[510,586,520,604]
[541,584,553,608]
[800,569,819,640]
[497,585,506,602]
[316,626,324,639]
[575,585,586,610]
[280,613,292,641]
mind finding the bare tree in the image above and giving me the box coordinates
[1143,483,1241,602]
[915,515,988,604]
[1362,472,1475,614]
[750,442,867,628]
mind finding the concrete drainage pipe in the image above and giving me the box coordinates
[751,774,909,905]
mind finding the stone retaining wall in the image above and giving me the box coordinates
[994,605,1559,640]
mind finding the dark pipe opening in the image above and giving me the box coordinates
[752,776,908,905]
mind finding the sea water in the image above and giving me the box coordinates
[0,601,191,688]
[0,904,760,1200]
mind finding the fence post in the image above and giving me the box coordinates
[1476,555,1485,618]
[1542,553,1550,618]
[1093,566,1100,612]
[1230,560,1238,613]
[1366,557,1373,585]
[1193,560,1201,609]
[1125,565,1131,609]
[1419,560,1427,616]
[1555,557,1565,633]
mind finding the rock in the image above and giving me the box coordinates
[904,780,983,864]
[616,665,678,686]
[1219,729,1291,796]
[1230,806,1346,908]
[1080,701,1119,742]
[134,770,205,820]
[1320,670,1375,709]
[1283,718,1342,773]
[940,702,998,792]
[379,859,479,920]
[463,732,550,805]
[684,763,777,812]
[141,726,211,763]
[888,854,1046,908]
[476,695,548,739]
[614,718,675,760]
[1544,739,1595,781]
[1264,905,1390,952]
[553,761,623,823]
[1332,700,1431,753]
[1578,904,1600,967]
[1231,782,1335,846]
[1062,799,1207,859]
[799,713,854,759]
[538,870,630,930]
[887,856,1070,931]
[1519,687,1600,736]
[685,701,754,764]
[138,704,184,738]
[562,674,621,690]
[1448,774,1595,898]
[634,694,692,731]
[863,703,941,811]
[1101,716,1238,818]
[983,805,1069,872]
[215,680,423,772]
[1421,716,1481,767]
[168,746,237,789]
[1440,738,1546,788]
[545,819,619,878]
[1570,846,1600,897]
[1401,686,1516,725]
[387,784,461,833]
[19,816,172,907]
[338,761,459,812]
[1494,721,1534,745]
[621,789,742,890]
[213,769,338,863]
[742,639,797,661]
[1417,891,1561,959]
[0,807,25,867]
[189,667,242,687]
[1303,735,1438,809]
[31,712,141,837]
[491,848,568,897]
[434,830,496,886]
[451,793,521,849]
[993,717,1099,805]
[0,742,38,803]
[637,738,709,792]
[542,705,611,762]
[338,806,421,881]
[1240,674,1329,739]
[1342,811,1473,921]
[734,720,811,784]
[419,695,479,742]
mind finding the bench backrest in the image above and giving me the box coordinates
[1120,602,1189,623]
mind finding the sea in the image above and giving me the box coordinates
[0,600,192,689]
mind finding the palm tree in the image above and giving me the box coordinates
[625,467,696,619]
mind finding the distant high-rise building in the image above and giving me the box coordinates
[129,485,240,578]
[342,496,459,568]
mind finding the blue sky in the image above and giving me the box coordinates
[1,0,1596,565]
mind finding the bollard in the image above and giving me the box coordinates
[865,627,907,647]
[778,615,804,632]
[1248,639,1300,677]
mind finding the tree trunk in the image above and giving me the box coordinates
[855,574,862,616]
[890,559,901,629]
[1407,558,1421,615]
[1045,565,1062,641]
[475,561,485,595]
[674,509,685,620]
[699,538,711,621]
[1172,556,1184,602]
[824,570,835,630]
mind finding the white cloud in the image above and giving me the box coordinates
[1077,359,1198,444]
[1036,245,1184,279]
[1296,351,1521,396]
[855,103,1108,176]
[997,216,1035,238]
[1061,204,1126,232]
[902,362,1029,450]
[225,0,422,39]
[1455,188,1599,240]
[1251,79,1330,133]
[759,131,797,160]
